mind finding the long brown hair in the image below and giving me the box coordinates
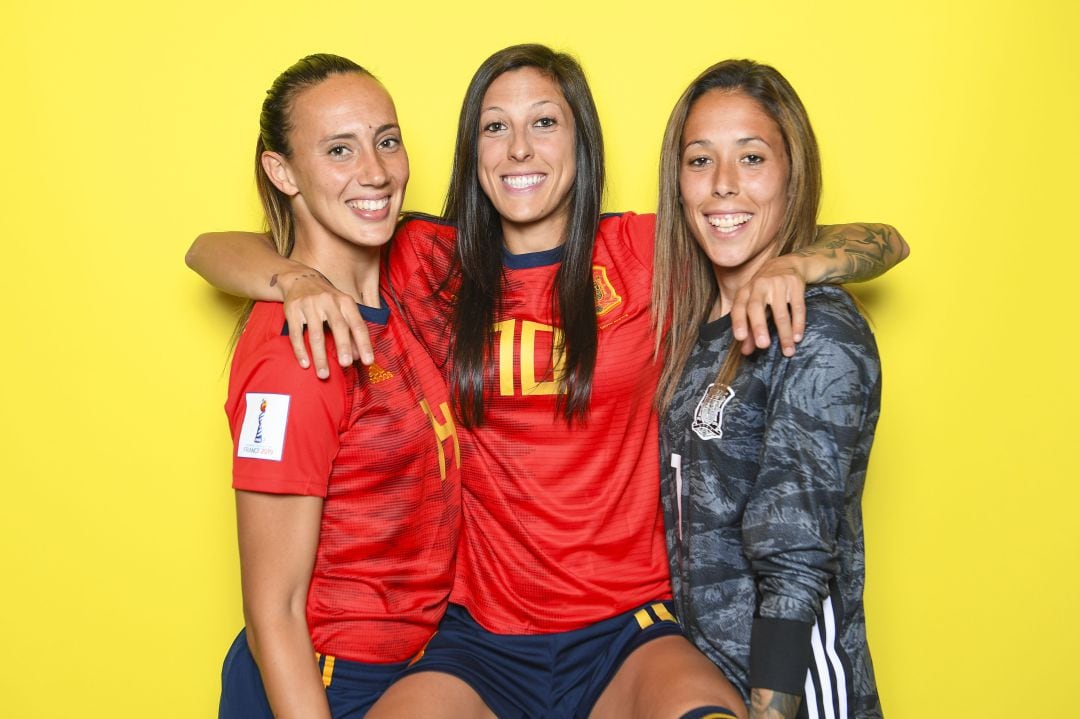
[444,44,605,427]
[652,59,822,411]
[232,54,373,346]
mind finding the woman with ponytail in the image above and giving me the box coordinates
[215,54,459,719]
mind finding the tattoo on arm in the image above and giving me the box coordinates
[268,270,332,290]
[797,224,904,284]
[749,688,802,719]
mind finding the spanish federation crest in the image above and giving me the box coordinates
[592,265,622,316]
[692,383,735,440]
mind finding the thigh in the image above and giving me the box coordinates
[588,635,747,719]
[364,671,495,719]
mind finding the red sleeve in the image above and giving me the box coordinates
[603,212,656,272]
[224,303,349,497]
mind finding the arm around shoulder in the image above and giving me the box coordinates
[800,222,909,285]
[185,230,304,300]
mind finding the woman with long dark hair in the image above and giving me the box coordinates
[189,45,904,718]
[214,54,459,719]
[654,59,883,719]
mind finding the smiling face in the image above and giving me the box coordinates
[679,90,790,296]
[476,67,576,248]
[267,72,408,250]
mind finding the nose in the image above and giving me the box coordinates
[355,149,389,187]
[712,162,738,198]
[508,130,533,162]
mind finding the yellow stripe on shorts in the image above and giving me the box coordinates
[321,655,336,688]
[652,602,677,623]
[634,608,654,629]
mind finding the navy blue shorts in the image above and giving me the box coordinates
[402,600,684,719]
[218,628,410,719]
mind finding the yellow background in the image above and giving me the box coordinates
[3,0,1077,716]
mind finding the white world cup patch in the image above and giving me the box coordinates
[692,383,735,441]
[237,393,291,461]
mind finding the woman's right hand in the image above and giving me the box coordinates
[277,269,373,377]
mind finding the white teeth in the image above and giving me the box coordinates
[503,174,545,189]
[346,197,389,211]
[707,213,752,230]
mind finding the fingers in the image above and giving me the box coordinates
[744,298,771,354]
[770,298,795,358]
[284,305,312,371]
[323,308,356,369]
[789,292,806,346]
[305,316,331,379]
[732,261,811,357]
[281,274,371,378]
[350,319,374,366]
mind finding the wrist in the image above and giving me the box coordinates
[271,265,330,302]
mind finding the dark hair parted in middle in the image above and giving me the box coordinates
[652,59,823,411]
[444,44,605,426]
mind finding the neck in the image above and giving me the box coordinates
[290,224,382,308]
[712,252,778,319]
[500,208,570,255]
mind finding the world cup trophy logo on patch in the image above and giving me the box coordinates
[592,265,622,316]
[254,399,268,444]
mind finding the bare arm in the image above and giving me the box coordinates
[186,231,373,374]
[749,688,802,719]
[236,490,331,719]
[730,223,908,356]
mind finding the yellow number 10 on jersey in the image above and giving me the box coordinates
[493,319,566,396]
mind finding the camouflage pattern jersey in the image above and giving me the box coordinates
[660,285,884,718]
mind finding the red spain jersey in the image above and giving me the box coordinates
[225,300,460,662]
[389,213,670,634]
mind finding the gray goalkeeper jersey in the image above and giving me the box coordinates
[660,286,883,718]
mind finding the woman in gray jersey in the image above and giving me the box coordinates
[652,60,884,719]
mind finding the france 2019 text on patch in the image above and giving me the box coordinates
[237,393,291,461]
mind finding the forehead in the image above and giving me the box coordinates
[288,73,396,137]
[683,90,782,143]
[482,67,568,110]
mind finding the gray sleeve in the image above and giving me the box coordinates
[741,297,879,690]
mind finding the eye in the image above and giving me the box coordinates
[742,154,765,165]
[328,144,351,159]
[685,155,711,168]
[534,116,557,129]
[377,136,402,151]
[482,120,506,133]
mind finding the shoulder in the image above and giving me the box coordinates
[230,302,348,396]
[778,287,880,388]
[802,287,875,350]
[389,214,459,286]
[598,211,655,244]
[233,302,286,357]
[597,211,656,270]
[398,213,458,245]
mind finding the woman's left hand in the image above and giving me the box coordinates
[729,255,807,357]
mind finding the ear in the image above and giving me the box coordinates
[261,151,300,196]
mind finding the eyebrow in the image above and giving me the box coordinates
[482,100,561,113]
[682,135,772,151]
[321,123,400,142]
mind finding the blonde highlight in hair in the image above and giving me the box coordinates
[652,59,822,411]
